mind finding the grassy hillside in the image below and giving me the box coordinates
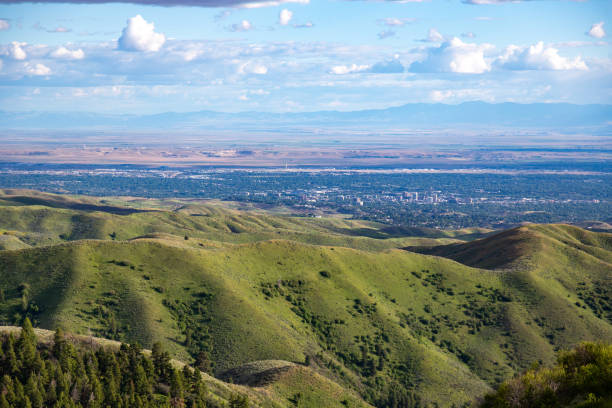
[0,190,610,407]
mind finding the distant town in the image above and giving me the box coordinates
[1,164,609,229]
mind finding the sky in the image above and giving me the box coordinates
[0,0,610,114]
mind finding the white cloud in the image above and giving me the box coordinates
[587,22,606,39]
[238,61,268,74]
[462,32,476,39]
[378,30,395,40]
[411,37,492,74]
[330,64,369,75]
[463,0,518,4]
[0,19,10,31]
[50,46,85,60]
[230,20,253,31]
[380,17,416,27]
[370,58,404,73]
[25,62,51,76]
[240,0,308,8]
[118,15,166,52]
[293,22,313,28]
[8,41,27,60]
[279,9,293,26]
[424,28,444,43]
[495,42,588,71]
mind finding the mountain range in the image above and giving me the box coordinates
[1,102,611,131]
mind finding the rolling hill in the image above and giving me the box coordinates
[0,190,610,407]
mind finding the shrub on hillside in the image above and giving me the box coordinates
[480,342,612,408]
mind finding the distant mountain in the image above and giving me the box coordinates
[1,102,610,130]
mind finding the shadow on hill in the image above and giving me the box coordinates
[405,223,612,270]
[219,360,297,387]
[404,226,542,270]
[3,194,153,215]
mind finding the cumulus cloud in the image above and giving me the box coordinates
[370,58,404,73]
[462,32,475,39]
[230,20,253,31]
[495,42,588,71]
[378,30,395,40]
[330,64,369,75]
[279,9,293,26]
[421,28,444,43]
[118,15,166,52]
[238,61,268,74]
[0,19,10,31]
[0,0,308,7]
[25,62,51,76]
[7,41,27,60]
[50,46,85,60]
[411,37,492,74]
[587,22,606,39]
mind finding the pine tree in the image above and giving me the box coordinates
[0,394,9,408]
[4,335,20,375]
[170,368,184,399]
[229,394,249,408]
[194,351,212,374]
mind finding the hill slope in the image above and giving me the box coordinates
[0,191,611,407]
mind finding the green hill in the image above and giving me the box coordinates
[0,190,610,407]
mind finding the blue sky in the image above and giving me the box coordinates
[0,0,610,113]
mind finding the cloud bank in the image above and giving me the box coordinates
[0,0,308,7]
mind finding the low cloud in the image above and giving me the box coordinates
[420,28,444,43]
[330,64,369,75]
[118,15,166,52]
[587,22,606,39]
[378,30,395,40]
[370,58,405,73]
[7,41,27,60]
[50,46,85,60]
[25,62,51,76]
[495,42,588,71]
[238,61,268,74]
[230,20,253,32]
